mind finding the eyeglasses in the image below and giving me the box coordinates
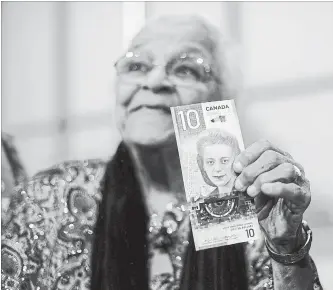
[114,51,220,87]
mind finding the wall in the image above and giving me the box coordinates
[1,2,333,287]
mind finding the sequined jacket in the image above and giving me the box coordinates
[1,159,323,290]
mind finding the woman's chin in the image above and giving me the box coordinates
[212,179,232,188]
[123,130,175,148]
[120,115,176,147]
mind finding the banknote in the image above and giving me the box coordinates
[171,100,260,251]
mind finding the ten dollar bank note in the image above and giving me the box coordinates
[171,100,260,251]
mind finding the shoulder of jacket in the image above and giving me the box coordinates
[32,158,107,182]
[1,159,111,289]
[10,159,108,211]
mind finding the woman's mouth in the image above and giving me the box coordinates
[213,176,225,180]
[130,105,171,114]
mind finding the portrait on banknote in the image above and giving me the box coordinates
[171,100,260,250]
[196,128,240,199]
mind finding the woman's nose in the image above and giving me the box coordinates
[213,164,224,173]
[142,66,175,93]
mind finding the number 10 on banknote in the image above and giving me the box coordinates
[171,100,260,251]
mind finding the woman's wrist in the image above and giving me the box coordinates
[267,225,306,254]
[265,221,313,266]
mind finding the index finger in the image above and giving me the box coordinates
[233,139,288,173]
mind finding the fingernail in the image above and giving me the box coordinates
[247,185,256,197]
[233,162,243,172]
[234,179,244,191]
[262,184,273,194]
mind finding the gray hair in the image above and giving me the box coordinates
[129,14,240,101]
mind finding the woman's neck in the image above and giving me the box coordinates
[127,141,186,203]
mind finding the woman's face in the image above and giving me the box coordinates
[203,144,236,187]
[115,22,220,147]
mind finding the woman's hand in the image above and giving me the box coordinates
[233,139,311,254]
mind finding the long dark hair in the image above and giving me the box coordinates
[91,143,248,290]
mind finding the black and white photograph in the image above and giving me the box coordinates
[1,1,332,289]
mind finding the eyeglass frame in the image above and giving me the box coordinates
[113,50,222,86]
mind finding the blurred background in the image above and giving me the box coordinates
[1,1,333,287]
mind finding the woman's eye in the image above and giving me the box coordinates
[174,65,201,80]
[221,159,229,164]
[128,62,149,73]
[206,160,214,166]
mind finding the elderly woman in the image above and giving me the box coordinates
[1,15,322,290]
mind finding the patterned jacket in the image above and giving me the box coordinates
[1,159,323,290]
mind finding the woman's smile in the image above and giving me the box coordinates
[129,104,171,114]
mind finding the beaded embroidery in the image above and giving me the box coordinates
[1,159,323,290]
